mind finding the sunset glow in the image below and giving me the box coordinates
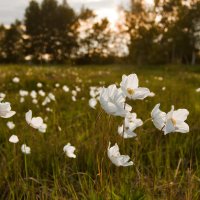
[95,8,119,25]
[144,0,155,7]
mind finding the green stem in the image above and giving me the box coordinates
[24,154,28,179]
[13,144,17,179]
[143,118,152,125]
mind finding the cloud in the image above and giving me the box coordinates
[68,0,115,11]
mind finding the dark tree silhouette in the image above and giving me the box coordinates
[24,0,77,63]
[127,0,200,65]
[0,21,24,63]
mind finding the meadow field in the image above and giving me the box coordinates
[0,64,200,199]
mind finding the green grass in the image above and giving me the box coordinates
[0,64,200,199]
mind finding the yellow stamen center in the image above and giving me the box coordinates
[127,88,134,95]
[171,118,176,126]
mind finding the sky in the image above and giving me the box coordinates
[0,0,131,25]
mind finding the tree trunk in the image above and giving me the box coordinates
[191,51,196,65]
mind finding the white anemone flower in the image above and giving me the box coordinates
[72,90,77,96]
[7,121,15,130]
[38,90,45,97]
[196,88,200,93]
[25,110,43,129]
[90,89,97,98]
[38,123,47,133]
[151,104,189,134]
[62,85,69,92]
[120,74,151,100]
[55,83,60,88]
[21,144,31,154]
[58,126,62,132]
[118,125,137,138]
[19,90,29,97]
[0,102,16,118]
[42,97,51,106]
[63,143,76,158]
[46,107,52,112]
[37,83,43,88]
[12,77,20,83]
[162,87,166,91]
[164,106,189,135]
[75,86,81,92]
[99,84,131,117]
[118,113,143,138]
[30,90,37,99]
[0,93,6,100]
[20,97,25,103]
[89,98,97,109]
[89,86,102,98]
[149,92,155,97]
[151,104,166,130]
[32,99,38,104]
[9,135,19,143]
[72,96,76,102]
[48,93,55,101]
[107,142,133,167]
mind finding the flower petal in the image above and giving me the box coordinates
[173,109,189,122]
[164,119,175,135]
[25,110,32,124]
[175,121,189,133]
[132,87,150,100]
[1,111,16,118]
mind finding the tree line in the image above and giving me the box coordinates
[0,0,200,65]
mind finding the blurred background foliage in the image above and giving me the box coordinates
[0,0,200,65]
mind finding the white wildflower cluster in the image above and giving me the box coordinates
[9,135,19,144]
[18,83,57,108]
[0,73,190,164]
[1,78,77,158]
[25,110,47,133]
[98,73,189,167]
[107,142,133,167]
[42,92,56,106]
[0,101,16,118]
[118,112,143,138]
[151,104,189,135]
[0,101,22,150]
[154,76,163,81]
[7,121,15,130]
[0,92,6,101]
[21,144,31,154]
[71,86,81,102]
[196,88,200,93]
[63,143,76,158]
[62,85,69,92]
[12,77,20,83]
[19,89,29,103]
[88,86,102,109]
